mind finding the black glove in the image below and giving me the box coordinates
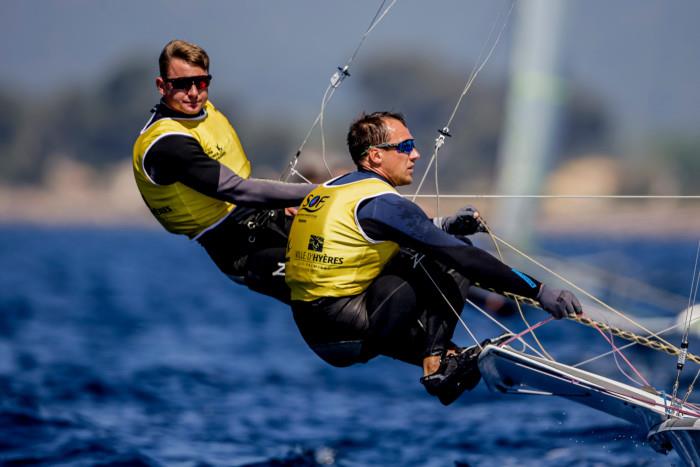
[439,205,485,235]
[537,284,582,319]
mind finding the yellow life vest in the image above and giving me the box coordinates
[132,100,251,239]
[285,176,400,301]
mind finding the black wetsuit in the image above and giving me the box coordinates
[291,170,542,367]
[143,102,313,303]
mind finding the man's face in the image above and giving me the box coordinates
[371,118,420,187]
[156,58,209,115]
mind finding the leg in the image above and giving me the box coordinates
[366,251,471,364]
[198,209,292,304]
[244,247,290,304]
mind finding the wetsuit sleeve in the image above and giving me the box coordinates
[357,194,542,299]
[143,134,314,208]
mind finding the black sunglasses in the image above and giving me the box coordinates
[366,139,416,155]
[164,74,212,91]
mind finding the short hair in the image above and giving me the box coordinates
[158,39,210,78]
[346,111,407,165]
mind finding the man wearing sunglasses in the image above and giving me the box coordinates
[285,111,582,405]
[133,40,314,303]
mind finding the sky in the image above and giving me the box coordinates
[4,0,700,147]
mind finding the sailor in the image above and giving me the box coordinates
[133,40,314,303]
[285,111,582,405]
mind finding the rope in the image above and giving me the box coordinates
[676,241,700,407]
[566,313,700,365]
[282,0,399,182]
[589,318,650,387]
[466,297,550,359]
[479,218,554,359]
[416,260,482,349]
[514,297,554,361]
[411,0,516,208]
[574,314,700,368]
[489,233,678,349]
[465,280,700,364]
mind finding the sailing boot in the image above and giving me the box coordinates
[420,332,515,406]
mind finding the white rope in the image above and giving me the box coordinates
[417,261,482,349]
[573,314,700,368]
[479,220,555,359]
[465,298,549,359]
[411,0,516,206]
[677,241,700,405]
[282,0,399,182]
[490,232,677,349]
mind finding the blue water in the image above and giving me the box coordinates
[0,226,694,466]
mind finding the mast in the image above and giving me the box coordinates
[494,0,568,248]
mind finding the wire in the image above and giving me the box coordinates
[282,0,399,182]
[411,0,517,207]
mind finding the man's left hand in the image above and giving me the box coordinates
[537,284,583,319]
[439,205,485,235]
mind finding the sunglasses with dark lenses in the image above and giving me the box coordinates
[372,138,416,155]
[165,74,212,91]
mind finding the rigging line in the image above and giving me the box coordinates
[502,316,553,348]
[481,220,504,261]
[593,319,650,387]
[481,219,552,358]
[282,0,399,182]
[607,327,645,388]
[679,241,700,404]
[682,367,700,406]
[416,260,482,349]
[443,0,517,131]
[573,314,700,368]
[514,297,554,361]
[683,241,700,342]
[319,86,334,177]
[465,297,548,359]
[417,251,544,358]
[434,154,440,216]
[411,0,516,204]
[490,232,677,348]
[599,313,646,387]
[410,194,700,199]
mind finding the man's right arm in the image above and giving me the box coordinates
[357,194,582,318]
[144,134,314,208]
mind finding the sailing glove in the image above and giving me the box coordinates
[537,284,583,319]
[438,205,486,235]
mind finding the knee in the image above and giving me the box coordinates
[311,341,367,367]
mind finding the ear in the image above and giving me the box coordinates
[365,147,383,167]
[155,77,166,97]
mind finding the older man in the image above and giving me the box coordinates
[285,111,582,405]
[133,40,314,303]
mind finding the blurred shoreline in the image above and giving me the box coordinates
[2,158,700,238]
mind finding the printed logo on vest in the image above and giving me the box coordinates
[300,194,330,213]
[208,143,226,160]
[150,205,173,216]
[308,235,324,252]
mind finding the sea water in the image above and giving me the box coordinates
[0,226,692,466]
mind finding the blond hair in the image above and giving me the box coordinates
[158,39,209,77]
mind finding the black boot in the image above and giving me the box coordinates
[420,332,514,405]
